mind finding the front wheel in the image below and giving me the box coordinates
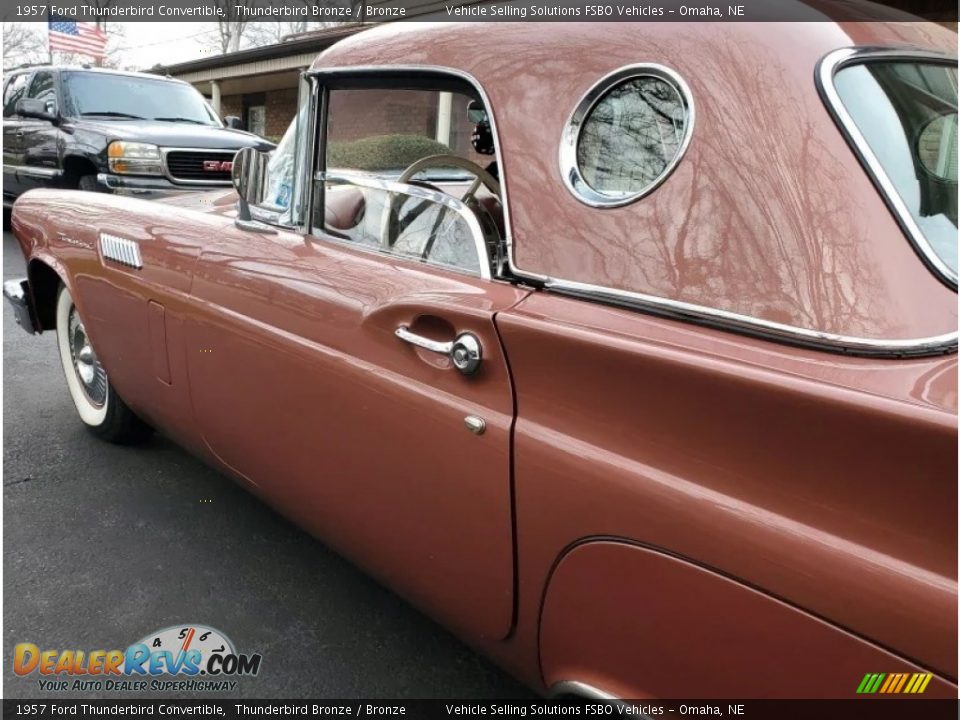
[55,286,152,444]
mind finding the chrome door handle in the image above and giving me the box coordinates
[395,326,482,375]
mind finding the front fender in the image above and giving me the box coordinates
[11,195,82,331]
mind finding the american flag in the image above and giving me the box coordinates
[48,20,107,59]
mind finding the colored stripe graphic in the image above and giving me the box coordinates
[858,672,932,694]
[893,673,909,693]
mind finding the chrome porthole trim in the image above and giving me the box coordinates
[559,63,695,208]
[817,47,959,290]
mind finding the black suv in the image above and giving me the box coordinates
[2,66,274,210]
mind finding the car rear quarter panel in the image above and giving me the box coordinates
[540,541,957,699]
[495,291,957,691]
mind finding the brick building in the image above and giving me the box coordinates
[157,25,361,141]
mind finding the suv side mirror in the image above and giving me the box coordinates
[231,147,275,234]
[17,98,57,123]
[224,115,244,130]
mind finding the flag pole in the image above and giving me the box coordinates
[46,2,53,64]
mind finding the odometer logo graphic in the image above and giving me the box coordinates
[127,624,261,677]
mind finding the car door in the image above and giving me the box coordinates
[2,72,30,201]
[184,78,524,643]
[17,70,61,193]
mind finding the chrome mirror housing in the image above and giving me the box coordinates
[231,147,275,233]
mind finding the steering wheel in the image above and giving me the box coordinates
[382,154,501,250]
[397,154,501,201]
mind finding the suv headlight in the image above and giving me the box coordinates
[107,141,163,176]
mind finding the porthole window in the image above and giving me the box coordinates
[560,65,694,207]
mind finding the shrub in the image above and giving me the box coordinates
[328,134,451,172]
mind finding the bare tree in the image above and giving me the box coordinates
[201,0,356,55]
[203,0,252,54]
[3,23,46,66]
[218,20,249,53]
[245,20,347,47]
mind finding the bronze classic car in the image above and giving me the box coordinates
[4,18,958,701]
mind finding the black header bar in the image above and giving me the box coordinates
[2,0,958,24]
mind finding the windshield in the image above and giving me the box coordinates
[62,71,220,126]
[834,61,958,277]
[262,109,301,211]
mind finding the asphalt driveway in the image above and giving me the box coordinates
[2,229,531,699]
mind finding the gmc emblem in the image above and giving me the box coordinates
[203,160,233,172]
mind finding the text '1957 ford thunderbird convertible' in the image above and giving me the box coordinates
[4,16,958,703]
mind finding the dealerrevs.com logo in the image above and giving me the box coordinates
[13,624,262,693]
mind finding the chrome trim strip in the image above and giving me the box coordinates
[550,681,646,715]
[99,232,143,269]
[548,278,957,357]
[159,147,237,186]
[559,63,695,208]
[817,47,958,289]
[307,63,957,357]
[16,166,61,178]
[318,169,492,280]
[549,680,619,701]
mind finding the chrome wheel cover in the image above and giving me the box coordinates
[67,306,107,407]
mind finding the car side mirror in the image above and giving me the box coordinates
[231,147,276,234]
[466,99,487,124]
[917,112,958,183]
[18,98,58,123]
[224,115,244,131]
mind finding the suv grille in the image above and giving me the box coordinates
[165,150,236,183]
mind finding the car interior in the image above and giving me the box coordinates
[315,75,506,277]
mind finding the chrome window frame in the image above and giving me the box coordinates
[246,72,318,231]
[306,66,499,280]
[817,47,959,290]
[559,63,695,208]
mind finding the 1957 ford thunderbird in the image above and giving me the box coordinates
[4,18,958,700]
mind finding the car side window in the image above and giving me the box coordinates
[3,74,30,118]
[26,71,57,114]
[312,82,502,278]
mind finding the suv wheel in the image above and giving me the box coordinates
[78,175,105,193]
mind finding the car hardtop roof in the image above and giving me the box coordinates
[308,18,957,348]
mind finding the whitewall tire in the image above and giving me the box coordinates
[55,285,152,444]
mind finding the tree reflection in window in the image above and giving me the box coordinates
[577,77,687,195]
